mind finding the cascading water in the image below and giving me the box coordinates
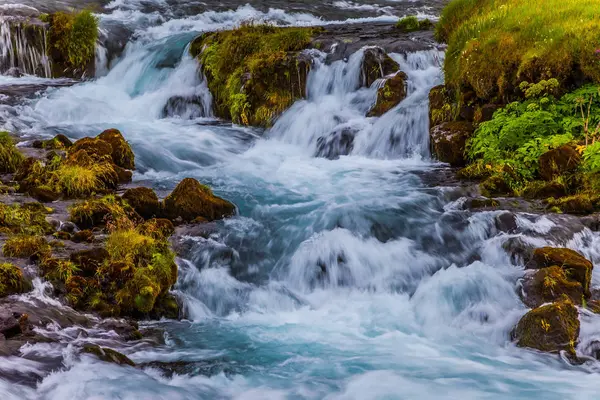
[0,17,50,77]
[2,2,600,399]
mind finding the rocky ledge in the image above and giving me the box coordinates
[0,128,236,366]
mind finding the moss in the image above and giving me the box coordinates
[48,11,99,77]
[456,160,494,180]
[513,299,579,355]
[138,218,175,240]
[82,344,135,366]
[193,25,317,127]
[34,134,73,150]
[0,131,24,173]
[437,0,600,101]
[530,247,593,296]
[70,137,112,160]
[367,72,408,117]
[521,181,566,200]
[396,16,433,33]
[0,263,30,297]
[524,266,584,308]
[480,174,515,198]
[546,194,598,215]
[3,235,51,260]
[97,129,135,170]
[69,195,139,230]
[163,178,235,223]
[39,258,79,283]
[0,202,53,235]
[122,187,160,220]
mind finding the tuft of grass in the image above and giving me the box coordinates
[69,195,137,230]
[396,16,433,33]
[0,131,24,173]
[0,202,53,235]
[192,24,318,126]
[3,235,51,259]
[48,10,98,75]
[0,263,30,297]
[437,0,600,101]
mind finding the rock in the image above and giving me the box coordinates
[96,319,142,341]
[502,237,536,265]
[546,194,598,215]
[521,266,584,308]
[539,145,580,181]
[162,95,207,119]
[430,121,474,167]
[98,129,135,170]
[0,263,30,297]
[70,137,113,161]
[122,187,160,220]
[522,181,566,199]
[82,344,135,366]
[72,230,95,243]
[429,85,454,127]
[512,299,579,355]
[480,174,514,197]
[114,165,133,184]
[495,212,518,233]
[0,311,29,339]
[59,222,77,234]
[361,47,399,88]
[528,247,593,296]
[53,231,71,240]
[149,293,180,320]
[367,72,407,117]
[581,215,600,231]
[138,219,175,240]
[464,198,499,210]
[70,248,109,277]
[315,127,356,159]
[28,186,61,203]
[163,178,235,223]
[476,104,500,123]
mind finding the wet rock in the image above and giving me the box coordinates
[546,194,598,215]
[70,248,109,277]
[581,215,600,231]
[361,47,399,88]
[82,344,135,366]
[512,299,579,356]
[0,263,30,297]
[59,221,77,233]
[163,178,235,223]
[96,319,142,341]
[367,72,407,117]
[98,129,135,170]
[522,181,566,200]
[539,145,580,181]
[162,95,206,119]
[0,311,29,339]
[495,212,518,233]
[315,127,356,159]
[528,247,593,296]
[480,174,514,198]
[29,186,60,203]
[122,187,160,220]
[149,293,180,320]
[464,198,499,210]
[72,230,95,243]
[521,266,584,308]
[70,137,113,161]
[429,85,454,127]
[502,237,535,265]
[430,121,474,167]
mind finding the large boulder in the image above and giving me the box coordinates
[122,187,160,220]
[539,145,580,181]
[512,299,579,356]
[163,178,235,223]
[98,129,135,170]
[521,266,584,308]
[361,47,399,88]
[430,121,474,167]
[528,247,593,296]
[367,72,408,117]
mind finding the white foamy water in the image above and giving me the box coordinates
[2,3,600,400]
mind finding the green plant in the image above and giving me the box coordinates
[396,16,433,33]
[0,131,24,173]
[48,10,98,72]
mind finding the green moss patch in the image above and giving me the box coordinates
[0,131,24,173]
[192,25,318,126]
[396,16,433,33]
[0,263,30,297]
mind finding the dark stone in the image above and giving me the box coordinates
[521,266,584,308]
[162,95,207,119]
[72,230,95,243]
[122,187,161,220]
[367,72,407,117]
[28,187,60,203]
[430,121,474,167]
[82,344,135,366]
[495,212,518,233]
[315,128,356,159]
[163,178,235,223]
[70,248,109,277]
[0,311,29,339]
[361,47,399,88]
[539,145,581,181]
[527,247,593,297]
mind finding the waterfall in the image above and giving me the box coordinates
[268,47,444,159]
[0,17,51,77]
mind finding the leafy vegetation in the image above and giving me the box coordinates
[437,0,600,101]
[191,24,318,126]
[48,10,98,76]
[396,16,433,33]
[0,131,24,173]
[0,263,30,297]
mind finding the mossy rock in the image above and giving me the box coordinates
[0,131,24,173]
[361,47,400,88]
[522,181,566,200]
[82,344,135,366]
[149,293,180,320]
[33,134,73,150]
[122,187,160,220]
[456,161,494,181]
[0,263,30,297]
[70,248,109,278]
[98,129,135,170]
[367,72,408,117]
[0,202,54,235]
[480,174,514,198]
[546,194,599,215]
[429,85,455,127]
[512,299,579,356]
[3,235,51,260]
[465,198,499,210]
[70,196,140,230]
[163,178,235,223]
[70,138,113,161]
[72,230,95,243]
[521,266,584,308]
[396,16,433,33]
[138,218,175,240]
[539,145,580,181]
[29,187,61,203]
[430,121,474,167]
[528,247,593,297]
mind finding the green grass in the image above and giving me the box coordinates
[0,131,24,173]
[48,10,98,73]
[192,24,318,126]
[396,16,433,33]
[437,0,600,101]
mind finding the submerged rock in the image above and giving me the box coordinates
[430,121,474,167]
[163,178,235,223]
[528,247,593,297]
[82,344,135,366]
[512,299,579,356]
[315,127,356,160]
[367,72,407,117]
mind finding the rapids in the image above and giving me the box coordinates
[2,1,600,399]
